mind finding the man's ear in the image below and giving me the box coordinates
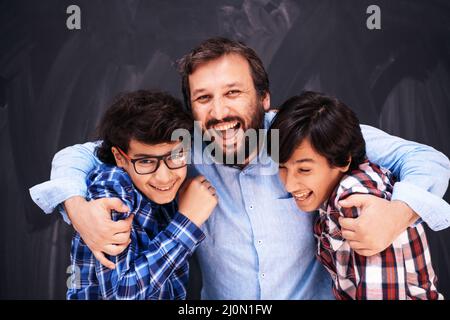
[111,147,125,168]
[262,92,271,112]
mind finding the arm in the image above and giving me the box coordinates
[87,169,209,299]
[339,126,450,256]
[97,212,204,299]
[29,141,101,222]
[29,141,132,268]
[360,124,450,231]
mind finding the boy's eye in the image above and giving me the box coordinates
[298,168,311,173]
[137,158,157,165]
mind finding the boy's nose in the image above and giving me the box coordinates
[153,161,173,184]
[282,169,299,194]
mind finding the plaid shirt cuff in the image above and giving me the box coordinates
[165,212,206,253]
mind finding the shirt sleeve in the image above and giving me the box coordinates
[96,212,205,299]
[361,125,450,231]
[28,141,102,224]
[87,170,205,299]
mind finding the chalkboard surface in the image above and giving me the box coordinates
[1,0,449,299]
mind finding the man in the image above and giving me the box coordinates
[30,37,450,299]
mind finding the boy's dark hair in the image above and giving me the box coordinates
[269,91,366,171]
[96,90,193,165]
[176,37,269,110]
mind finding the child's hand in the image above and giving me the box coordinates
[178,175,218,227]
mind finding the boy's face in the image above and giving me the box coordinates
[279,139,349,212]
[188,53,270,161]
[112,139,187,204]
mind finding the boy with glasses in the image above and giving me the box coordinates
[67,90,217,299]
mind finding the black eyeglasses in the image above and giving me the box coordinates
[117,146,189,175]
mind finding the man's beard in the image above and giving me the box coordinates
[204,103,266,167]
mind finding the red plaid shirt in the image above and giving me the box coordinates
[314,160,443,300]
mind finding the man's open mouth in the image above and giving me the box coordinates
[210,120,242,142]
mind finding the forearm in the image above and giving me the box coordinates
[29,141,102,218]
[361,125,450,230]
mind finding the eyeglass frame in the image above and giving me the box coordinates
[116,146,189,175]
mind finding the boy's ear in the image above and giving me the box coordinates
[262,92,271,112]
[339,156,352,173]
[111,147,125,168]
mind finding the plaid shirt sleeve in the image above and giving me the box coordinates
[318,162,442,300]
[73,166,205,300]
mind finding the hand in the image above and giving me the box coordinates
[64,196,133,269]
[338,195,419,256]
[178,175,218,227]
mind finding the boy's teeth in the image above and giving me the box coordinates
[152,183,174,191]
[293,191,311,200]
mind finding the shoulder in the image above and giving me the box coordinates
[88,164,132,185]
[264,110,278,128]
[87,164,135,199]
[334,161,394,205]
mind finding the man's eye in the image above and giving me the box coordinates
[195,95,210,102]
[226,90,241,97]
[299,168,311,173]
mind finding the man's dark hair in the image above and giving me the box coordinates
[177,37,269,109]
[268,91,366,171]
[96,90,193,165]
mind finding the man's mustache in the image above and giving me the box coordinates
[206,116,245,130]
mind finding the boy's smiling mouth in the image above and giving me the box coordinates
[292,190,313,201]
[149,180,177,192]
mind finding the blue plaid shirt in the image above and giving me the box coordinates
[67,164,205,300]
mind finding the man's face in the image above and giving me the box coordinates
[113,139,187,204]
[188,53,270,162]
[279,138,348,212]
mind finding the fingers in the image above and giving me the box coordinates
[100,197,130,213]
[92,250,115,270]
[104,242,131,256]
[347,240,367,251]
[111,231,131,245]
[338,194,370,208]
[341,229,357,241]
[339,217,357,232]
[107,215,133,234]
[200,179,217,197]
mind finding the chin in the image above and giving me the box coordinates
[145,192,177,205]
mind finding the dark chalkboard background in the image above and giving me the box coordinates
[1,0,449,299]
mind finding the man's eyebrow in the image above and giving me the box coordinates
[295,158,314,163]
[191,88,207,97]
[224,82,242,88]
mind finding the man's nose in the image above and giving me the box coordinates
[210,96,229,120]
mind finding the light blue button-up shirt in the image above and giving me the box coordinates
[30,111,450,299]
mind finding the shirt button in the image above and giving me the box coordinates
[249,205,254,209]
[257,240,262,245]
[261,273,266,279]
